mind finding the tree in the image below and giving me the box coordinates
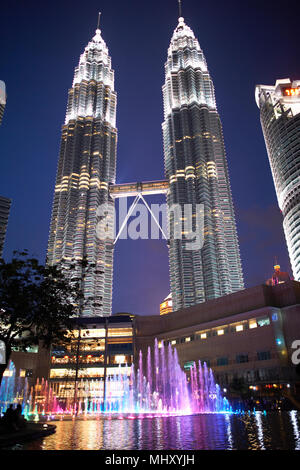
[0,250,84,386]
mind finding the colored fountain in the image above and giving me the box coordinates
[0,339,232,419]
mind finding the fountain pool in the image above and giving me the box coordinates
[0,339,233,419]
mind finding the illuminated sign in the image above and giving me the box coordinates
[283,87,300,97]
[183,361,194,370]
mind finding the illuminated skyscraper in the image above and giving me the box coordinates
[0,83,11,258]
[0,196,11,258]
[47,17,117,316]
[0,81,6,125]
[162,15,244,310]
[256,79,300,281]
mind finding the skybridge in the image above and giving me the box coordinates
[109,179,169,198]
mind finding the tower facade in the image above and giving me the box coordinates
[256,79,300,281]
[0,196,11,258]
[162,17,244,310]
[0,81,6,125]
[47,23,117,316]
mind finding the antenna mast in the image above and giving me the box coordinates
[178,0,183,18]
[97,12,101,30]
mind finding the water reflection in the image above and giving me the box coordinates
[255,412,265,450]
[290,411,300,450]
[225,414,233,450]
[20,412,300,450]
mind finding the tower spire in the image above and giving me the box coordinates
[97,11,101,30]
[178,0,183,19]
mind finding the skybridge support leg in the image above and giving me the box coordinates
[113,195,140,245]
[139,194,168,241]
[113,193,168,245]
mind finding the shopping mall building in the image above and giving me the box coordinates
[135,280,300,396]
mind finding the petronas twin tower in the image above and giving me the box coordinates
[47,12,244,317]
[47,23,117,316]
[163,17,243,308]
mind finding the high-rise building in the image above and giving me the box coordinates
[0,83,10,258]
[162,15,244,310]
[160,293,173,315]
[47,18,117,316]
[256,79,300,281]
[0,196,11,257]
[0,81,6,125]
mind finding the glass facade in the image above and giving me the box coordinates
[162,17,244,310]
[49,315,134,406]
[256,79,300,281]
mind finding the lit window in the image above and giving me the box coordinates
[217,329,224,336]
[3,370,13,377]
[107,328,132,337]
[50,368,76,378]
[249,320,257,329]
[201,333,207,339]
[185,337,191,342]
[236,325,243,332]
[72,329,106,338]
[171,340,176,345]
[106,367,129,377]
[115,355,126,364]
[257,317,270,327]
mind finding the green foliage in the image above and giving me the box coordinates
[0,250,85,380]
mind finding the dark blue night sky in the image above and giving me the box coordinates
[0,0,298,315]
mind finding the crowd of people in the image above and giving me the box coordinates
[0,404,27,432]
